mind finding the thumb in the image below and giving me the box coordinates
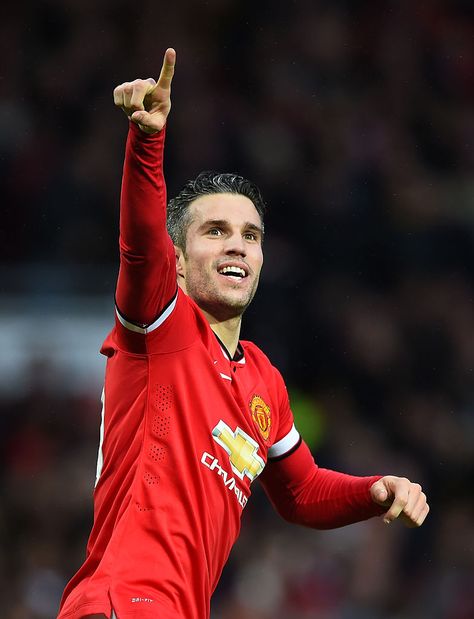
[131,110,148,123]
[371,480,389,505]
[130,110,163,135]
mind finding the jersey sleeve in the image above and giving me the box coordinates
[115,122,177,328]
[260,440,385,529]
[267,367,301,461]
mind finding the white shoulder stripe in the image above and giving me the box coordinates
[268,424,300,459]
[116,293,178,334]
[95,388,105,487]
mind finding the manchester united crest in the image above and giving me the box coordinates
[249,395,271,441]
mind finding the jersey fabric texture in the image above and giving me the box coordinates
[59,288,298,619]
[58,123,383,619]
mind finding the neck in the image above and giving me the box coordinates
[202,310,242,358]
[177,278,244,357]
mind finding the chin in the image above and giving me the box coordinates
[199,294,251,321]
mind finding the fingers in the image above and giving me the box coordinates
[113,48,176,133]
[113,78,157,117]
[130,78,156,110]
[383,477,410,524]
[402,486,430,527]
[157,47,176,91]
[378,476,429,527]
[113,48,176,132]
[416,503,430,526]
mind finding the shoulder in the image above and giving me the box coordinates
[109,288,204,355]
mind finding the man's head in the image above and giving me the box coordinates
[168,172,266,321]
[167,172,266,250]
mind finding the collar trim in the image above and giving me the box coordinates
[213,332,245,363]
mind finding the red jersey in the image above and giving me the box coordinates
[57,125,300,619]
[58,123,383,619]
[59,291,299,619]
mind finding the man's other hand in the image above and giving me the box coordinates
[370,476,429,527]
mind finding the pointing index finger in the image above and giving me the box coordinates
[157,47,176,90]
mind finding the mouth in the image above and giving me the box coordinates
[217,263,249,282]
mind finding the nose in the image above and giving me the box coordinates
[224,231,246,257]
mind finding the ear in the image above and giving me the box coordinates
[175,245,186,280]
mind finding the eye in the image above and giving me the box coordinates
[208,228,222,236]
[244,232,258,242]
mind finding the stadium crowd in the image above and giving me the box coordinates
[1,1,473,617]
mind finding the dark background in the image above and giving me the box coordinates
[1,1,473,617]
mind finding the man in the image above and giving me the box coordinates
[57,48,429,619]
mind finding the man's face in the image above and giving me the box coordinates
[176,193,264,321]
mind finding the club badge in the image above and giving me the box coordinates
[249,395,271,441]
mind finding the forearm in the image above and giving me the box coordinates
[116,122,176,325]
[120,122,167,250]
[260,441,384,529]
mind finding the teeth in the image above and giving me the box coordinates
[219,266,246,277]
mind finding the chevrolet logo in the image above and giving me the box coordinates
[212,421,265,482]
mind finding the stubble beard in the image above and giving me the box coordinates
[186,272,259,322]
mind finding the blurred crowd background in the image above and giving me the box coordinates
[1,0,473,617]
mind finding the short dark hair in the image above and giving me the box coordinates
[167,171,266,250]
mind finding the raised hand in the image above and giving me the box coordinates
[113,48,176,134]
[370,475,429,527]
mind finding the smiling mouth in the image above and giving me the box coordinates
[218,266,247,279]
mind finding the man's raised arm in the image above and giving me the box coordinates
[113,48,177,326]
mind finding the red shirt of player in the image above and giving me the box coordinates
[58,124,382,619]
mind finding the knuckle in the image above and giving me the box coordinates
[132,78,148,89]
